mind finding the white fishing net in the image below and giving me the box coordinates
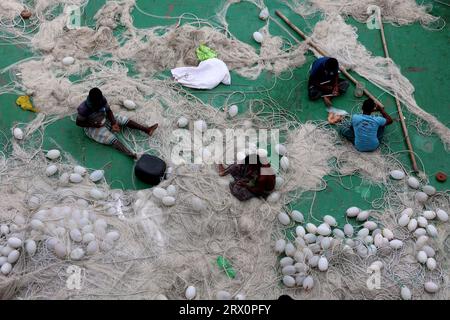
[282,0,440,27]
[0,1,24,20]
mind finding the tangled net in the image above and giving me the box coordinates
[0,0,448,300]
[282,0,440,27]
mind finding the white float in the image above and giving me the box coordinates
[422,185,436,196]
[280,156,289,171]
[177,116,189,128]
[407,177,420,189]
[185,286,196,300]
[275,144,287,156]
[277,212,290,225]
[253,31,264,43]
[89,170,104,182]
[162,196,176,207]
[69,173,83,183]
[390,170,405,180]
[123,99,136,110]
[13,128,24,140]
[46,165,58,176]
[346,207,360,217]
[46,149,61,160]
[228,105,238,117]
[194,120,207,132]
[62,56,75,66]
[259,7,269,20]
[74,166,87,176]
[415,192,428,203]
[436,209,448,222]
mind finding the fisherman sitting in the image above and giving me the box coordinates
[308,57,349,107]
[218,153,276,201]
[76,88,158,159]
[340,98,393,152]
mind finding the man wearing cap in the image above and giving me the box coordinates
[308,57,349,107]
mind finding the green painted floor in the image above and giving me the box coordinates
[0,0,449,227]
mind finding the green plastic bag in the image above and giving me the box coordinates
[217,256,236,279]
[196,44,217,62]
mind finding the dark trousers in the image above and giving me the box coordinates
[340,123,385,145]
[308,78,350,101]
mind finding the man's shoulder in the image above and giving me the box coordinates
[77,100,88,113]
[352,114,366,122]
[316,56,329,63]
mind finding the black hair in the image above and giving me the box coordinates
[362,98,376,114]
[244,154,261,166]
[325,58,339,74]
[243,154,262,176]
[278,294,294,301]
[88,87,104,109]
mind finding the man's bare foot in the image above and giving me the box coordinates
[147,124,158,136]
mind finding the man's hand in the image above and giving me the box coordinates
[236,180,248,186]
[111,123,120,132]
[323,96,333,107]
[332,85,339,96]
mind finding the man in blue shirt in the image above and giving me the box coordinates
[308,57,349,107]
[340,98,393,152]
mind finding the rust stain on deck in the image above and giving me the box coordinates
[165,4,175,18]
[406,66,427,72]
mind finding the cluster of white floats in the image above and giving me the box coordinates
[0,205,121,276]
[0,149,121,276]
[273,169,447,298]
[389,169,437,203]
[44,149,106,200]
[0,220,28,275]
[252,8,270,44]
[151,185,178,207]
[176,107,239,132]
[151,184,207,212]
[275,210,347,291]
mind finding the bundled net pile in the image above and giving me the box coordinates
[282,0,440,26]
[0,1,25,20]
[116,23,307,80]
[0,0,448,300]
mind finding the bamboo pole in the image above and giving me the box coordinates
[377,11,419,172]
[275,10,384,108]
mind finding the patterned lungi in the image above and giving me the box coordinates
[84,115,129,145]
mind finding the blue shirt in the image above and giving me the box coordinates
[352,114,387,152]
[77,98,109,118]
[309,57,338,85]
[77,98,110,126]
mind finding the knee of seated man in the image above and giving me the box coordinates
[308,89,321,100]
[339,80,350,92]
[115,116,129,126]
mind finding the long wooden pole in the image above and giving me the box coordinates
[377,11,419,172]
[275,10,384,108]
